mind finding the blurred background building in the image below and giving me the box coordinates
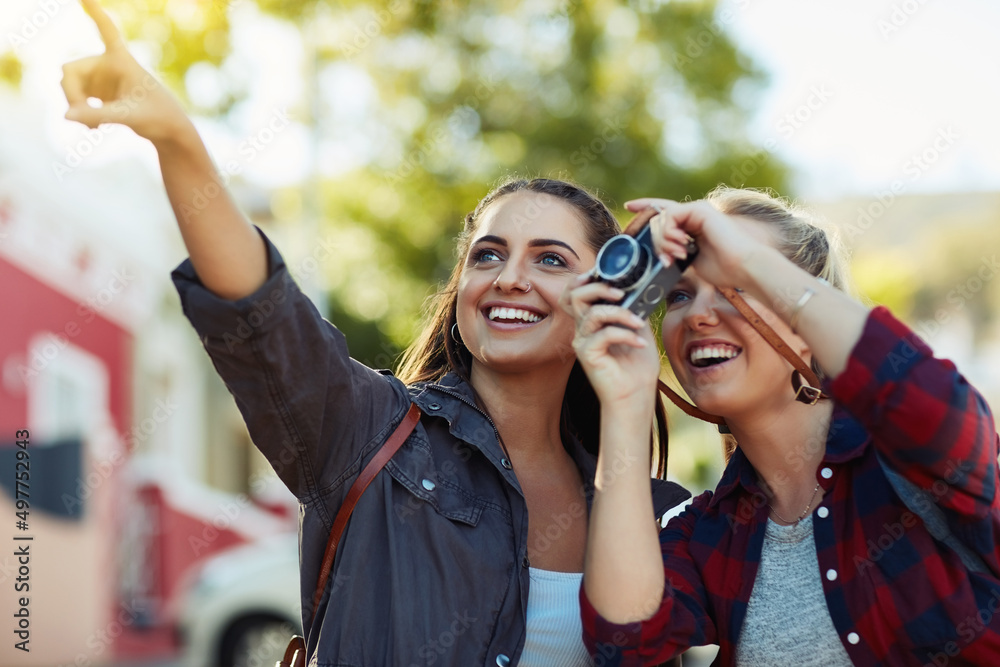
[0,87,297,666]
[1,0,998,665]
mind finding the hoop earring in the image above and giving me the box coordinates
[450,323,462,345]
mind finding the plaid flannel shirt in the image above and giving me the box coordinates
[581,307,1000,666]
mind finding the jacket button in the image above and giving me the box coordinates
[522,556,530,568]
[820,467,833,479]
[495,655,511,666]
[501,458,512,470]
[421,479,436,491]
[826,569,838,581]
[847,632,860,645]
[427,402,441,411]
[817,506,829,519]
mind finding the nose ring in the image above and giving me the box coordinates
[493,277,531,292]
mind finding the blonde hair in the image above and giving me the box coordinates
[706,186,851,292]
[703,186,852,461]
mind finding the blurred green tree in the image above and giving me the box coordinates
[106,0,788,374]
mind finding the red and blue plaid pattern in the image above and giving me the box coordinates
[582,307,1000,666]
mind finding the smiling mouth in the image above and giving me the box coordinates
[486,307,544,324]
[689,345,742,368]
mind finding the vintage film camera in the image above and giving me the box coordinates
[590,207,698,320]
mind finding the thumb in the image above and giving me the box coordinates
[65,103,115,129]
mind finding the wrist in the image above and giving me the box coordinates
[602,383,656,412]
[600,395,656,435]
[149,115,201,154]
[736,244,783,300]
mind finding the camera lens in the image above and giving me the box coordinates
[595,235,648,287]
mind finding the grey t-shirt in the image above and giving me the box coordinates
[735,515,854,666]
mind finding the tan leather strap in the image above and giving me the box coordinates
[656,379,726,425]
[276,635,305,667]
[311,402,422,617]
[621,205,660,236]
[717,287,823,390]
[619,205,828,422]
[656,288,828,422]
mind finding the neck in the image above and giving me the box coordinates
[726,399,834,518]
[469,362,572,465]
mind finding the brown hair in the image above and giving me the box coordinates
[397,177,669,476]
[703,186,852,461]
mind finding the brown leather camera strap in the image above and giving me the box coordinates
[624,206,828,423]
[717,287,824,393]
[311,402,422,617]
[655,288,828,424]
[622,205,659,235]
[656,379,726,425]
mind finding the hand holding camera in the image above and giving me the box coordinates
[589,206,698,320]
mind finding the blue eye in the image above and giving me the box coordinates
[472,248,502,263]
[540,253,567,267]
[666,290,691,306]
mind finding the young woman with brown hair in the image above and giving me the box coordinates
[60,2,688,664]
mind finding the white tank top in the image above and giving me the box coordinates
[518,567,593,667]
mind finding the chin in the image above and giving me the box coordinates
[682,384,739,419]
[474,349,550,374]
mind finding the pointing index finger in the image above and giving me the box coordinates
[81,0,124,50]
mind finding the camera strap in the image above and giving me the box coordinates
[717,286,826,403]
[656,287,828,428]
[622,206,828,424]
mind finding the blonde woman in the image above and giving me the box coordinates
[566,188,1000,665]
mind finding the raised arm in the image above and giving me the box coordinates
[64,1,410,500]
[641,197,999,518]
[62,0,265,300]
[627,197,869,378]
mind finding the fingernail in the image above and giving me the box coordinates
[658,253,672,267]
[610,287,625,298]
[636,337,647,347]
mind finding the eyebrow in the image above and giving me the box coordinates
[472,235,581,260]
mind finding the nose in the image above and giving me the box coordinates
[683,288,721,329]
[493,263,531,293]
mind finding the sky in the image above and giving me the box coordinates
[2,0,999,201]
[722,0,1000,200]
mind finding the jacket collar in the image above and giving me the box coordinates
[707,403,870,510]
[409,373,690,517]
[408,372,498,454]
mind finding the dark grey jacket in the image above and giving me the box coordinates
[172,231,690,667]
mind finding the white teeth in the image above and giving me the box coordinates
[489,307,542,323]
[689,345,739,364]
